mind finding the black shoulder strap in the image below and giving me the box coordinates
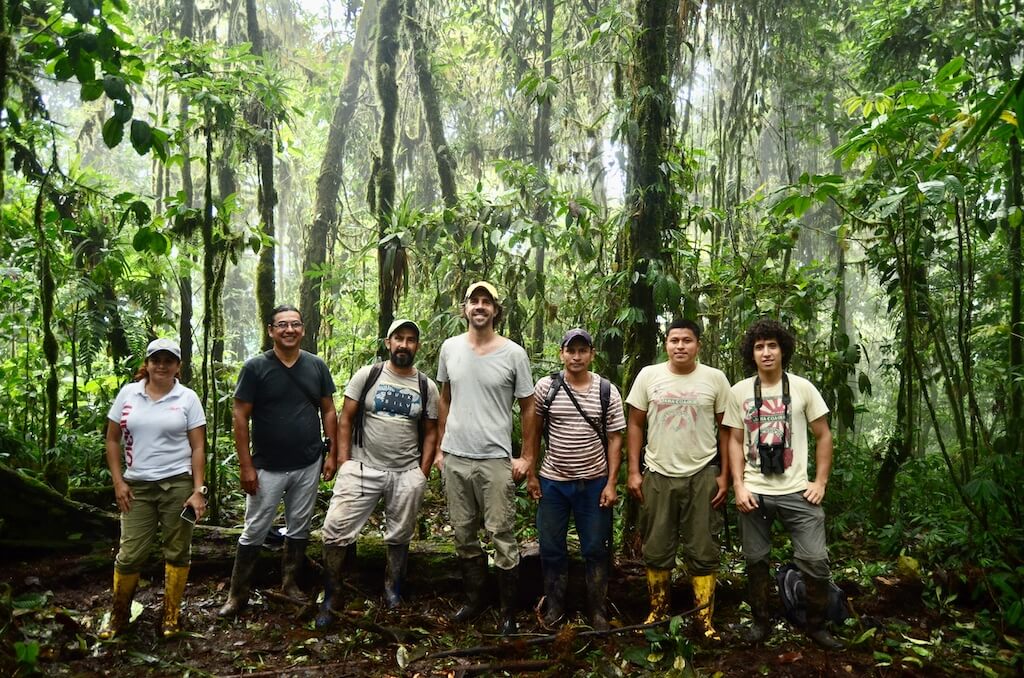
[550,373,609,451]
[753,372,790,446]
[542,371,565,444]
[599,377,611,442]
[352,362,385,449]
[264,350,320,410]
[417,370,429,455]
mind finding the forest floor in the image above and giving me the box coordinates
[2,486,1019,677]
[4,528,1018,678]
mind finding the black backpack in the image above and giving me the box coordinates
[351,362,430,454]
[541,371,612,450]
[777,563,850,628]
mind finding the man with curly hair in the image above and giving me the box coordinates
[723,319,843,649]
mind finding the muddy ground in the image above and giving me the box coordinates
[3,518,1016,678]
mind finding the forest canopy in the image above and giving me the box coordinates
[1,0,1023,673]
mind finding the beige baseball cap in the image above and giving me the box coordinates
[463,280,500,302]
[386,318,420,338]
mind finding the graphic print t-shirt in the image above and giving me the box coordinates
[722,373,829,496]
[625,362,730,478]
[344,363,440,471]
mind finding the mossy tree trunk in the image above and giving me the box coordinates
[404,0,457,210]
[299,0,377,353]
[530,0,554,357]
[177,0,196,385]
[621,0,679,554]
[0,0,7,200]
[34,176,58,454]
[374,0,402,352]
[0,464,116,548]
[246,0,277,345]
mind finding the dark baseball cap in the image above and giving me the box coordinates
[560,328,594,347]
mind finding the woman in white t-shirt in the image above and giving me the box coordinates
[98,338,207,640]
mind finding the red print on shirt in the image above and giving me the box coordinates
[119,404,135,467]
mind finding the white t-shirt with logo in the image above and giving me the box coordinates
[107,380,206,482]
[723,373,829,496]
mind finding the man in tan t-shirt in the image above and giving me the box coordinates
[626,318,730,639]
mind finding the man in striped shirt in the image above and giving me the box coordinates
[527,328,625,630]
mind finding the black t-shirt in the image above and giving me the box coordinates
[234,350,337,471]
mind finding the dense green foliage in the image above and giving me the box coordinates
[1,0,1022,661]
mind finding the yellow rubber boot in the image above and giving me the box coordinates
[644,568,671,624]
[162,563,190,637]
[692,574,720,641]
[98,571,140,640]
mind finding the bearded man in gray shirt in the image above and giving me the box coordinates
[435,281,537,635]
[315,319,439,629]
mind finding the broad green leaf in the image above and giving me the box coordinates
[149,231,170,255]
[68,0,96,23]
[80,80,104,102]
[129,200,151,225]
[101,117,124,148]
[935,56,965,84]
[130,119,152,154]
[74,55,96,83]
[917,180,946,203]
[102,75,128,100]
[113,99,133,123]
[53,56,75,82]
[132,227,152,251]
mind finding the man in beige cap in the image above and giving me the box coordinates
[315,319,439,628]
[435,281,537,635]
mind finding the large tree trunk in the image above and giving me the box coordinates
[0,0,7,200]
[530,0,554,357]
[299,0,377,353]
[34,177,58,453]
[0,464,116,549]
[1007,135,1023,452]
[177,0,196,385]
[246,0,277,345]
[404,0,457,209]
[375,0,402,350]
[621,0,679,555]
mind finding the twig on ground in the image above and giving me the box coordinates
[408,603,704,668]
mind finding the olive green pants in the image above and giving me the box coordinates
[639,466,721,573]
[114,473,195,573]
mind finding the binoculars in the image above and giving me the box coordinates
[758,441,786,475]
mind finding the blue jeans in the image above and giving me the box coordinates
[537,476,611,574]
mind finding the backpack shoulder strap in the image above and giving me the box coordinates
[542,371,564,444]
[352,362,385,449]
[599,377,611,440]
[416,370,429,454]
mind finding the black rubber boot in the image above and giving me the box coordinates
[805,576,844,650]
[584,559,610,631]
[281,538,309,603]
[384,543,410,610]
[744,560,772,643]
[218,544,262,617]
[315,543,348,630]
[497,565,519,636]
[540,566,568,628]
[452,555,489,622]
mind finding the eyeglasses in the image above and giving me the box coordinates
[271,321,304,329]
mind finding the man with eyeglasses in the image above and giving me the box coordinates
[219,304,338,617]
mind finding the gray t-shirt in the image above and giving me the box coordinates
[344,363,440,471]
[437,334,534,459]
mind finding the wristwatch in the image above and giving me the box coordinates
[195,485,208,496]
